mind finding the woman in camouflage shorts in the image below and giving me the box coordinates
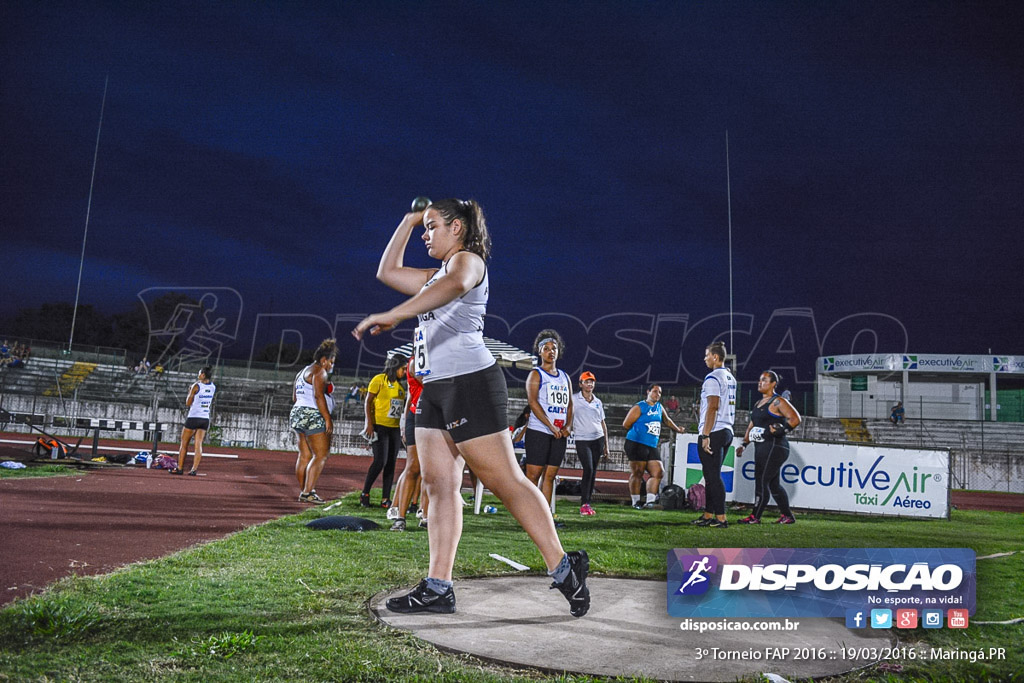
[291,339,337,503]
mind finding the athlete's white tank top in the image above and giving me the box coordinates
[414,256,494,383]
[527,368,572,433]
[187,382,216,419]
[293,366,320,409]
[699,367,737,433]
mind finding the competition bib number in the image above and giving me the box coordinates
[412,326,431,377]
[646,422,662,437]
[749,426,765,443]
[546,383,570,409]
[388,398,404,420]
[547,382,570,430]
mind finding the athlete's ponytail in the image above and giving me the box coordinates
[431,198,491,261]
[706,341,727,361]
[313,338,338,362]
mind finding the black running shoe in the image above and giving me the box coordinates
[386,580,455,614]
[691,516,713,526]
[550,550,590,618]
[707,518,729,528]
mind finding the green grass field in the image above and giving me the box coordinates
[0,494,1020,682]
[0,463,79,479]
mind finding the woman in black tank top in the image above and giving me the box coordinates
[736,371,801,524]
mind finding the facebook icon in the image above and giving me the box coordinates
[845,609,866,629]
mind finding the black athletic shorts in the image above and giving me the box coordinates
[404,410,416,446]
[523,428,568,468]
[184,417,210,431]
[416,363,507,443]
[624,438,660,462]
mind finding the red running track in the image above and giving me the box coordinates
[0,434,394,606]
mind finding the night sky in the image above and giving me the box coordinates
[3,1,1022,385]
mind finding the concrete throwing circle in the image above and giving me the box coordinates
[372,577,895,681]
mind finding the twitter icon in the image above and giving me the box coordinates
[870,609,893,629]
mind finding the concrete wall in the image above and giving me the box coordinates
[817,375,984,420]
[0,393,370,455]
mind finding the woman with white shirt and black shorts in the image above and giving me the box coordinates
[353,198,589,618]
[170,366,216,476]
[524,329,574,510]
[571,370,608,516]
[692,340,738,528]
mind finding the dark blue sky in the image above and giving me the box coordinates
[3,1,1022,384]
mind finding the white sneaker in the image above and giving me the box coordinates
[415,508,425,519]
[386,506,400,520]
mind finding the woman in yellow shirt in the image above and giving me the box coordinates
[360,353,408,508]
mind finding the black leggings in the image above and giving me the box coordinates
[751,438,793,519]
[362,425,401,501]
[575,437,604,505]
[698,428,732,516]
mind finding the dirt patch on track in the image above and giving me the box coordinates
[951,489,1024,512]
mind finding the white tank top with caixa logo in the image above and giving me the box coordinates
[413,258,494,382]
[527,368,572,433]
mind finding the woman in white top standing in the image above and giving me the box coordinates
[571,370,608,516]
[170,365,216,476]
[290,339,337,503]
[524,329,574,510]
[353,198,589,618]
[691,340,738,528]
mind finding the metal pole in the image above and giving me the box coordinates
[919,396,924,444]
[725,131,734,358]
[69,75,109,352]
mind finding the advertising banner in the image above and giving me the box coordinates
[673,436,950,518]
[671,435,736,496]
[667,548,976,619]
[819,353,1024,375]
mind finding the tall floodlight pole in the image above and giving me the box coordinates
[726,131,734,366]
[68,75,109,353]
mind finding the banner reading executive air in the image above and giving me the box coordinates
[673,435,951,519]
[667,548,975,618]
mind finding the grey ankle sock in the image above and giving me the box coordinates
[548,553,571,583]
[425,577,453,595]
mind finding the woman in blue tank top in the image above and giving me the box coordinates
[622,384,685,509]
